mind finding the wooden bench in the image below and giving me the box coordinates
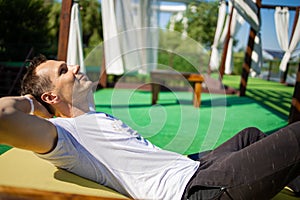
[150,70,204,107]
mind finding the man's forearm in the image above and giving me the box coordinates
[0,96,35,144]
[0,96,57,154]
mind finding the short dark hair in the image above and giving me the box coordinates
[21,54,54,114]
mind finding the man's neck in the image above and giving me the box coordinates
[53,90,95,118]
[54,103,90,118]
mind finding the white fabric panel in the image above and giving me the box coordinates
[224,8,244,74]
[115,0,142,73]
[101,0,124,75]
[210,0,245,74]
[135,0,159,74]
[67,2,85,73]
[225,38,234,74]
[228,0,262,74]
[220,1,233,45]
[279,13,300,71]
[102,0,159,75]
[274,7,289,51]
[209,0,226,70]
[251,33,262,73]
[231,0,260,32]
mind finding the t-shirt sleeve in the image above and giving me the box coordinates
[35,125,78,170]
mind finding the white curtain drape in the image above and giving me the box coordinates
[101,0,124,75]
[101,0,159,75]
[274,7,289,51]
[231,0,260,32]
[115,0,142,73]
[251,33,262,73]
[116,0,159,74]
[224,8,244,74]
[209,1,244,74]
[230,0,262,74]
[209,0,226,70]
[67,2,85,73]
[275,7,300,71]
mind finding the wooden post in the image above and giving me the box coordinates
[57,0,73,61]
[98,48,107,88]
[267,60,272,81]
[280,64,290,83]
[239,0,261,96]
[288,63,300,123]
[239,28,256,96]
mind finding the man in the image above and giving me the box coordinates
[0,55,299,199]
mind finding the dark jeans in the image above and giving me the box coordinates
[182,121,300,200]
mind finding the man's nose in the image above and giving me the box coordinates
[69,65,80,74]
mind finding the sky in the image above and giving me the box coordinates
[158,0,300,52]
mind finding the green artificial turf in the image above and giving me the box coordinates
[0,145,11,155]
[222,75,294,116]
[93,85,289,155]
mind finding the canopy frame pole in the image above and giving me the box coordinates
[57,0,73,61]
[239,0,261,96]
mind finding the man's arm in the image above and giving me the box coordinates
[0,96,57,154]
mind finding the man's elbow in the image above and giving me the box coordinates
[0,98,15,140]
[0,98,13,123]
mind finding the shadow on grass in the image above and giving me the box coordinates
[247,89,291,120]
[95,88,290,122]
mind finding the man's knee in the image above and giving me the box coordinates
[240,127,266,140]
[284,121,300,145]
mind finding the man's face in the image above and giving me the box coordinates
[36,60,93,105]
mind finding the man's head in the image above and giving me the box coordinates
[21,55,54,114]
[21,55,94,117]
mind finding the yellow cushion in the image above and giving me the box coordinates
[0,148,128,199]
[0,148,298,199]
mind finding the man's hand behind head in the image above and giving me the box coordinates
[24,95,53,118]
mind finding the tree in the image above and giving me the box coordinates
[46,1,61,59]
[80,0,103,52]
[187,1,218,49]
[0,0,51,61]
[168,1,219,50]
[158,29,209,73]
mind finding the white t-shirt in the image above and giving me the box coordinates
[37,112,199,199]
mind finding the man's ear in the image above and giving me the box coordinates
[41,92,60,105]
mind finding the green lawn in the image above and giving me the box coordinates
[93,74,292,155]
[222,75,295,117]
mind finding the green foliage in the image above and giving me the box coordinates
[0,0,51,61]
[80,0,103,55]
[46,1,61,58]
[157,50,198,73]
[0,0,103,61]
[185,1,219,49]
[157,29,209,73]
[165,1,219,50]
[232,51,244,75]
[162,1,218,72]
